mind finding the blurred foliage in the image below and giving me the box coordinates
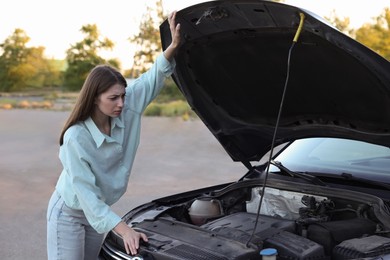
[156,78,185,102]
[0,29,54,91]
[126,0,165,78]
[63,24,120,90]
[144,99,196,119]
[125,0,184,105]
[355,8,390,60]
[326,8,390,60]
[0,0,389,115]
[325,10,355,36]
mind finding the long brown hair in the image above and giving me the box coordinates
[59,65,127,145]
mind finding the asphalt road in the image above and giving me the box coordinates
[0,110,246,259]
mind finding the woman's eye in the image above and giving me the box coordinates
[109,94,125,101]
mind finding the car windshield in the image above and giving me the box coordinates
[273,138,390,179]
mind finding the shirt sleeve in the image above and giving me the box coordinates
[60,137,122,234]
[126,52,176,113]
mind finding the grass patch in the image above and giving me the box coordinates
[0,90,197,119]
[144,100,197,120]
[0,99,17,109]
[0,99,54,109]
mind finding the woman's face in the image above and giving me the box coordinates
[94,83,126,118]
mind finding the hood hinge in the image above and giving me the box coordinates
[242,160,253,171]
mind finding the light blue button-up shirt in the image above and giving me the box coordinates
[55,53,175,234]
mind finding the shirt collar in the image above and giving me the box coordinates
[84,116,124,148]
[84,117,106,148]
[111,116,125,129]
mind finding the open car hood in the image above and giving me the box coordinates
[160,0,390,164]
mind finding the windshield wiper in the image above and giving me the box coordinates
[270,160,327,186]
[340,172,390,191]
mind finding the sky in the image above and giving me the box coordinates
[1,0,389,71]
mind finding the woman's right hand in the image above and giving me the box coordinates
[114,221,148,255]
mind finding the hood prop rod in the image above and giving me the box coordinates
[245,12,306,248]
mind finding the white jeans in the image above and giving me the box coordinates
[47,190,105,260]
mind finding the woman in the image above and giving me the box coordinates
[47,12,181,259]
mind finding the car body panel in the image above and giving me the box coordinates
[100,1,390,259]
[160,0,390,162]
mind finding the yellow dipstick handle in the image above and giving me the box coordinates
[293,12,305,42]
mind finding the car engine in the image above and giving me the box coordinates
[118,184,390,260]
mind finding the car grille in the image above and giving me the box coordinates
[100,241,229,260]
[164,244,228,260]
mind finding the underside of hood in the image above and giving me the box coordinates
[160,0,390,163]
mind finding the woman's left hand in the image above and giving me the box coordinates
[169,11,181,49]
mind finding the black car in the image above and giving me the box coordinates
[100,0,390,259]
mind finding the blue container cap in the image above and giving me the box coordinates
[260,248,278,256]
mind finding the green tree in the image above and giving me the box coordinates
[64,24,119,90]
[0,29,48,91]
[126,0,185,102]
[127,0,165,78]
[42,59,66,88]
[355,8,390,60]
[25,46,52,88]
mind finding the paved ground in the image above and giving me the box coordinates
[0,110,246,259]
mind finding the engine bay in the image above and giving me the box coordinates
[124,183,390,259]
